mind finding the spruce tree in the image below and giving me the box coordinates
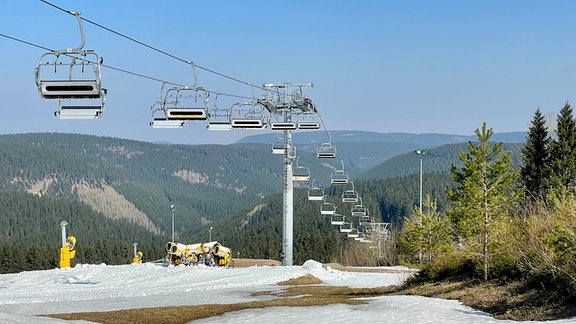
[521,108,551,200]
[549,102,576,191]
[447,122,523,281]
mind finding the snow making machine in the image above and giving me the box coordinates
[165,241,232,267]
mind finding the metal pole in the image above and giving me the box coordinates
[419,157,423,212]
[415,149,426,212]
[209,227,213,242]
[282,128,294,266]
[132,242,138,258]
[170,204,175,242]
[60,221,68,248]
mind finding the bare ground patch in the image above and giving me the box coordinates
[46,273,395,324]
[396,279,576,321]
[232,258,282,267]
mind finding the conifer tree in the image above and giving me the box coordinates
[400,195,453,263]
[447,122,523,281]
[521,108,551,200]
[549,102,576,191]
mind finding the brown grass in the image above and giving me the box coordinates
[396,279,576,321]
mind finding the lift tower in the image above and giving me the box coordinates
[257,83,316,266]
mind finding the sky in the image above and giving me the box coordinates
[1,1,575,145]
[1,260,575,323]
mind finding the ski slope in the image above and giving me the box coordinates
[0,260,574,323]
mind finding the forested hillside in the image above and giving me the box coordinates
[0,191,166,272]
[0,131,525,272]
[358,142,523,180]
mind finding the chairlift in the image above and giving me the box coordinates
[341,181,358,203]
[206,94,232,130]
[207,121,232,131]
[359,215,374,227]
[316,142,337,159]
[308,187,324,201]
[230,102,267,129]
[320,201,336,215]
[331,161,349,185]
[330,214,345,226]
[150,101,184,128]
[331,170,349,185]
[340,222,353,233]
[35,12,106,118]
[271,137,285,155]
[351,204,367,217]
[297,113,321,130]
[292,157,310,182]
[342,190,359,203]
[162,86,209,121]
[308,180,324,201]
[347,227,359,238]
[54,106,102,119]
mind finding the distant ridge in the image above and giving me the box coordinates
[235,130,527,146]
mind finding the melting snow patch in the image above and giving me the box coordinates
[302,260,354,283]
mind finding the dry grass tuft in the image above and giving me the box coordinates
[278,274,323,286]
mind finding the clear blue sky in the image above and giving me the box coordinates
[1,0,574,144]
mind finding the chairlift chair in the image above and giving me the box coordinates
[308,184,324,201]
[230,102,267,129]
[150,101,184,128]
[320,201,336,215]
[351,204,367,217]
[151,118,185,128]
[206,95,232,130]
[347,227,359,238]
[359,215,374,227]
[35,12,107,118]
[207,121,232,131]
[330,214,345,226]
[331,161,349,184]
[55,106,102,119]
[342,190,359,203]
[297,113,321,130]
[331,170,349,185]
[292,157,310,182]
[271,137,286,155]
[339,222,353,233]
[162,87,209,121]
[316,142,337,159]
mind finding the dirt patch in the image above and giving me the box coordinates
[46,275,395,324]
[396,279,576,321]
[232,258,282,267]
[324,263,418,274]
[278,274,323,286]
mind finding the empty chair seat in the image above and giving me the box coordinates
[150,118,185,128]
[207,121,232,131]
[55,106,102,119]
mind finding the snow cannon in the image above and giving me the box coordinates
[165,242,204,266]
[133,251,143,264]
[59,235,76,268]
[203,241,232,267]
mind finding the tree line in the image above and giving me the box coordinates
[399,102,576,299]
